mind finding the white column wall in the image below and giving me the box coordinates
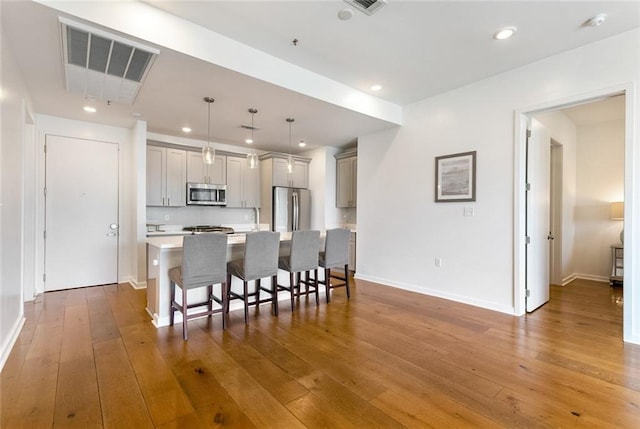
[356,29,639,342]
[0,14,33,368]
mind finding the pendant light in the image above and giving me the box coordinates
[246,108,259,169]
[286,117,295,174]
[202,96,215,165]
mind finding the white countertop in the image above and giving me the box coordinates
[147,231,295,249]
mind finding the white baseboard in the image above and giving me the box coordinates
[122,276,147,290]
[564,273,609,284]
[0,315,26,372]
[354,273,515,315]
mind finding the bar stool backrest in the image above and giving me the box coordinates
[182,233,228,289]
[323,228,350,269]
[289,230,321,272]
[243,231,281,281]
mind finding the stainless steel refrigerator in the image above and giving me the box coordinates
[272,187,311,232]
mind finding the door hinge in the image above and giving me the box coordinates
[44,144,47,153]
[44,187,47,197]
[526,183,531,191]
[526,129,532,138]
[43,273,46,282]
[43,230,46,240]
[525,236,531,244]
[525,289,531,297]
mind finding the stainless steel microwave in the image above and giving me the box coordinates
[186,183,227,206]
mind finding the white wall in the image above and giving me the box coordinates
[573,119,625,280]
[356,29,639,342]
[534,110,577,282]
[34,115,139,290]
[0,15,33,368]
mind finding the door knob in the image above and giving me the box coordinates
[547,234,555,240]
[110,223,119,230]
[107,232,117,236]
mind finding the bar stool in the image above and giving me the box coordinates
[318,228,351,303]
[169,233,228,340]
[226,231,281,324]
[277,230,321,310]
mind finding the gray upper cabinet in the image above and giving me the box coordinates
[335,150,357,208]
[186,151,226,185]
[226,156,260,208]
[147,145,187,207]
[270,156,309,189]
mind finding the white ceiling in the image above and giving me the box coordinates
[2,1,638,154]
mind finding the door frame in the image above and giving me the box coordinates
[513,83,638,343]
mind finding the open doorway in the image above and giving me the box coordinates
[518,91,627,331]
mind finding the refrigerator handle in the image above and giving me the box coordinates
[292,192,299,231]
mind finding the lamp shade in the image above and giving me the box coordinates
[610,201,624,220]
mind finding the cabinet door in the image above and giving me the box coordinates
[349,232,356,271]
[187,151,205,183]
[146,146,165,206]
[244,161,260,207]
[165,148,186,207]
[336,157,352,208]
[291,160,308,188]
[226,156,244,208]
[209,155,227,185]
[350,157,357,207]
[272,157,290,187]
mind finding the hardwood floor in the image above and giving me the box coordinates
[1,278,639,428]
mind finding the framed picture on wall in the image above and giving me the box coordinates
[435,151,476,202]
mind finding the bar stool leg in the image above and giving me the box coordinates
[314,269,319,306]
[182,287,188,340]
[221,282,227,330]
[344,264,350,298]
[290,272,295,310]
[272,275,279,316]
[325,268,331,303]
[169,281,176,326]
[243,280,249,324]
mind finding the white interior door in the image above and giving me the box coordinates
[526,119,551,311]
[45,135,119,291]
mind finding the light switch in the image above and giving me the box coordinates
[463,207,474,217]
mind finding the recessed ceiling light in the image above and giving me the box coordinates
[181,127,191,133]
[371,84,382,92]
[338,8,354,21]
[132,112,143,117]
[83,106,96,113]
[245,138,253,144]
[298,140,306,148]
[586,13,607,27]
[493,26,517,40]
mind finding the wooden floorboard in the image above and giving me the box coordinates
[1,278,639,428]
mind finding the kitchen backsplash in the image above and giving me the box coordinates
[147,206,256,227]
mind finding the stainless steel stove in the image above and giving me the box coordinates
[183,225,235,234]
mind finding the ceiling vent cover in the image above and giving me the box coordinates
[60,17,159,105]
[344,0,387,16]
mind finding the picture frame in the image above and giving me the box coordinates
[435,151,476,202]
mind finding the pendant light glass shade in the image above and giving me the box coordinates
[247,152,258,169]
[286,117,295,175]
[247,108,258,169]
[203,96,215,165]
[202,146,215,165]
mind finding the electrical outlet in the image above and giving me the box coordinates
[164,214,170,221]
[463,207,474,217]
[435,258,442,268]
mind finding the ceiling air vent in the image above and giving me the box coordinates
[344,0,387,16]
[60,17,159,105]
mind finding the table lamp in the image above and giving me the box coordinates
[610,201,624,243]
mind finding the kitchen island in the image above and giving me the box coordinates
[146,232,323,327]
